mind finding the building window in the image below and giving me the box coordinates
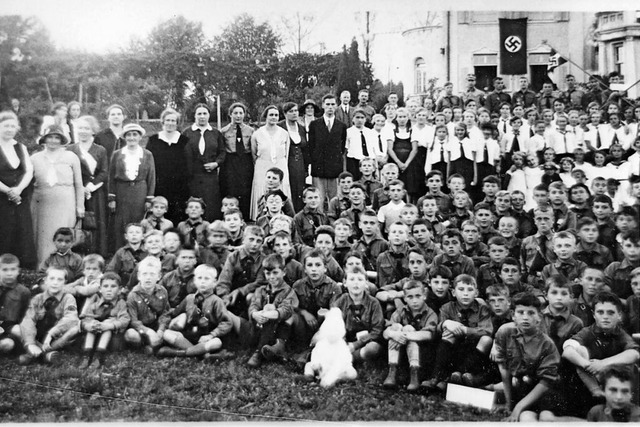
[415,58,427,94]
[613,42,624,76]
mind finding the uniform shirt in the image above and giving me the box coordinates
[293,207,329,247]
[491,314,513,337]
[357,177,383,207]
[587,404,640,422]
[80,293,130,333]
[249,282,299,322]
[141,217,174,234]
[446,137,476,162]
[351,236,389,274]
[159,269,196,309]
[436,94,462,112]
[521,232,556,277]
[569,324,639,361]
[0,282,31,330]
[413,240,443,265]
[541,258,587,283]
[199,245,231,274]
[380,275,429,293]
[463,241,490,268]
[539,306,584,351]
[547,129,578,155]
[172,289,232,339]
[106,244,148,286]
[126,253,176,290]
[426,138,448,166]
[501,131,529,154]
[327,195,351,222]
[390,304,438,334]
[511,89,538,108]
[340,205,366,240]
[574,241,613,270]
[570,293,596,328]
[485,91,512,115]
[293,275,342,317]
[216,247,266,297]
[332,293,385,345]
[477,262,503,298]
[604,259,640,299]
[425,290,454,316]
[438,299,493,339]
[376,244,411,289]
[177,219,210,248]
[460,87,485,107]
[39,250,83,282]
[126,284,170,332]
[417,191,453,219]
[20,291,78,346]
[431,253,477,279]
[492,322,560,387]
[283,258,304,287]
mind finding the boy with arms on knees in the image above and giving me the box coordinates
[332,266,385,363]
[560,292,640,418]
[199,221,231,274]
[574,217,613,270]
[124,257,170,354]
[19,266,79,365]
[159,264,233,360]
[78,272,130,368]
[586,365,640,422]
[158,246,198,310]
[141,196,173,234]
[64,253,104,312]
[246,254,299,367]
[460,220,490,268]
[0,254,31,355]
[491,292,561,421]
[431,229,477,279]
[422,274,493,392]
[106,223,147,287]
[376,221,411,289]
[383,280,438,391]
[377,247,430,318]
[293,187,329,247]
[477,236,510,298]
[351,209,388,283]
[540,275,584,351]
[572,267,606,327]
[39,227,83,282]
[605,231,640,299]
[541,231,587,284]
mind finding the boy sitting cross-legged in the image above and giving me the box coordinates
[383,280,438,391]
[78,272,130,369]
[65,254,104,312]
[246,254,299,368]
[158,264,233,360]
[491,292,561,421]
[421,274,493,392]
[19,266,79,365]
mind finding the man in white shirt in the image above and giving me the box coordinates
[547,115,577,157]
[345,109,382,179]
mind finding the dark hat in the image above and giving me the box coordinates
[543,162,558,171]
[39,125,69,145]
[300,99,320,116]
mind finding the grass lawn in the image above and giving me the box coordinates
[0,348,504,422]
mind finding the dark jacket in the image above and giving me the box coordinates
[308,117,347,178]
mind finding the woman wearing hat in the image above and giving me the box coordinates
[107,123,156,248]
[280,101,308,212]
[67,115,109,256]
[31,125,84,265]
[219,102,254,220]
[183,103,226,222]
[299,99,320,142]
[0,111,36,268]
[39,102,72,142]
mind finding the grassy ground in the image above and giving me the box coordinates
[0,349,504,422]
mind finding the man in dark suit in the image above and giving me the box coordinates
[308,93,347,208]
[335,90,354,126]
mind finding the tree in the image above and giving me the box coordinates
[215,14,281,58]
[278,12,317,54]
[336,39,366,100]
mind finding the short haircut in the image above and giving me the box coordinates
[344,251,364,262]
[407,247,427,260]
[616,206,639,220]
[411,218,429,231]
[163,227,185,245]
[533,204,553,217]
[100,272,121,286]
[269,214,293,228]
[425,170,444,181]
[592,291,623,313]
[150,195,169,207]
[262,253,285,271]
[322,94,337,102]
[482,175,500,185]
[207,220,230,238]
[387,179,405,189]
[622,230,640,245]
[600,364,634,387]
[429,265,453,280]
[137,256,162,273]
[630,267,640,281]
[495,190,511,199]
[338,171,354,181]
[461,220,479,231]
[303,248,326,265]
[186,196,206,210]
[222,196,240,206]
[144,230,163,241]
[266,167,284,181]
[177,245,198,257]
[486,284,510,298]
[223,207,243,220]
[333,217,353,230]
[512,292,541,311]
[553,230,577,244]
[303,186,320,197]
[82,254,105,271]
[548,181,567,192]
[0,253,19,266]
[349,182,366,194]
[474,202,493,213]
[487,236,508,248]
[388,221,409,233]
[453,274,477,288]
[545,274,571,292]
[272,229,292,243]
[359,157,376,167]
[243,225,265,239]
[501,257,521,271]
[265,189,286,203]
[447,173,465,183]
[46,265,68,280]
[194,264,218,280]
[361,208,378,219]
[403,280,425,293]
[576,217,597,230]
[315,225,335,241]
[345,265,367,279]
[533,184,548,193]
[53,227,73,240]
[401,203,418,212]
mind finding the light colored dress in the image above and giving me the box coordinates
[30,149,84,265]
[249,125,290,220]
[524,166,544,211]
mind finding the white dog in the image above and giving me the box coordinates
[304,307,357,387]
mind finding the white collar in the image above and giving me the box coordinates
[159,130,180,145]
[191,123,213,132]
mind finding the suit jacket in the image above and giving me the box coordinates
[308,117,347,178]
[67,143,109,187]
[335,104,354,127]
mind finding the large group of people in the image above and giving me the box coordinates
[1,71,640,422]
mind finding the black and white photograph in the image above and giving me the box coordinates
[0,0,639,422]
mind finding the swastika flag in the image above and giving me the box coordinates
[499,18,527,75]
[547,49,568,72]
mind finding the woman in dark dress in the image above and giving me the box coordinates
[386,107,420,203]
[0,111,36,268]
[183,104,226,222]
[279,101,308,212]
[146,108,190,224]
[219,102,254,220]
[67,115,109,256]
[94,104,126,163]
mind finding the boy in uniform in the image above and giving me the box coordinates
[106,223,147,287]
[586,365,640,422]
[0,254,31,355]
[410,219,442,264]
[38,227,83,282]
[574,217,613,270]
[65,254,104,312]
[426,266,454,314]
[177,197,210,248]
[376,221,411,289]
[540,275,584,351]
[351,209,388,283]
[293,187,329,247]
[199,221,231,274]
[141,196,174,234]
[430,229,477,279]
[460,220,490,268]
[541,231,587,284]
[477,236,510,298]
[604,231,640,299]
[377,247,430,318]
[159,246,198,310]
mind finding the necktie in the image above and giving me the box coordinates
[391,252,405,279]
[483,142,489,164]
[378,134,383,152]
[459,139,466,159]
[503,120,507,133]
[596,126,601,149]
[612,131,619,145]
[236,124,245,154]
[40,296,60,333]
[563,132,568,153]
[327,119,332,132]
[361,131,369,157]
[189,222,200,246]
[548,315,564,347]
[459,308,470,326]
[529,127,535,138]
[198,129,205,155]
[155,219,162,230]
[97,301,113,321]
[539,235,548,260]
[512,131,520,152]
